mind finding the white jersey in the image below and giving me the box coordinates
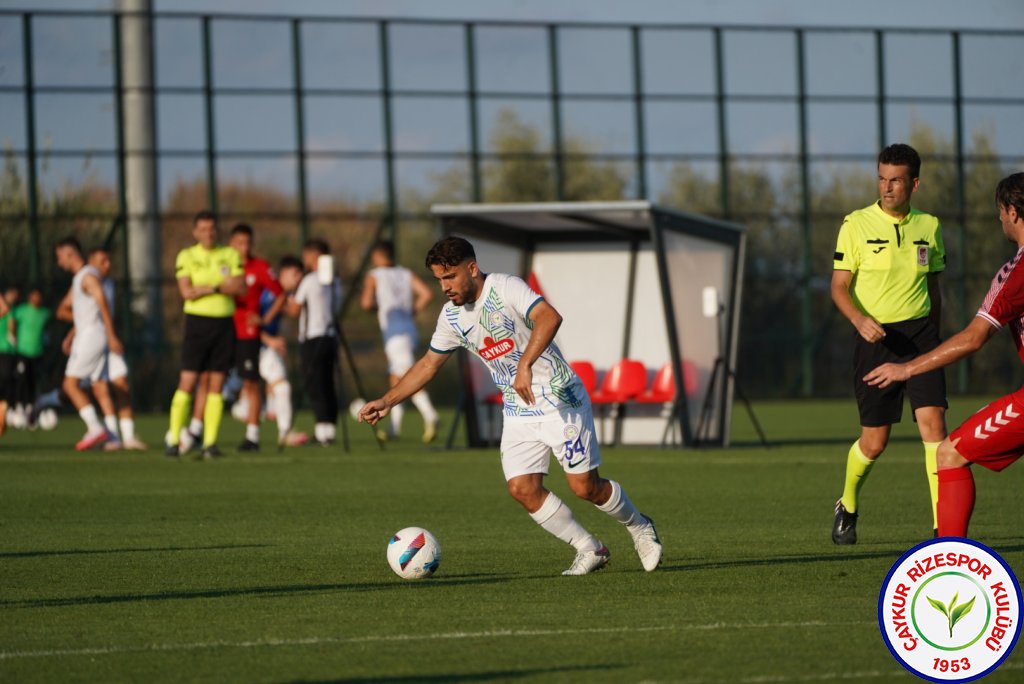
[72,265,105,335]
[429,273,585,422]
[295,273,342,342]
[371,265,418,341]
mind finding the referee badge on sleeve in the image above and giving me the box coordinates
[917,245,929,266]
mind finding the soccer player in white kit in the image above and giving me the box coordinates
[360,240,439,443]
[54,237,124,451]
[360,237,663,575]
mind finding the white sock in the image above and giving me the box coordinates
[390,402,404,435]
[315,422,335,442]
[189,417,204,436]
[245,424,260,443]
[104,414,120,438]
[119,417,135,441]
[79,405,103,433]
[596,480,648,534]
[411,390,438,424]
[529,492,601,552]
[272,382,292,433]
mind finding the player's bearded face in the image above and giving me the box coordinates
[431,261,479,306]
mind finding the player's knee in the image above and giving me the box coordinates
[937,439,968,469]
[506,478,541,506]
[568,474,605,503]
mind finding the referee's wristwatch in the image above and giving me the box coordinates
[213,283,220,294]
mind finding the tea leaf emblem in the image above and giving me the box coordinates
[927,591,976,638]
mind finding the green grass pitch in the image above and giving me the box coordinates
[1,398,1022,683]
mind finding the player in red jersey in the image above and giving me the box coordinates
[865,172,1024,537]
[228,224,285,452]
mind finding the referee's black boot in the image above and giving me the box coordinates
[238,439,259,453]
[201,445,223,460]
[832,499,858,545]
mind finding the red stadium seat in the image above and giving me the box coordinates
[636,360,699,403]
[590,359,647,404]
[570,360,597,394]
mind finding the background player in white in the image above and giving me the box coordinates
[360,240,439,443]
[359,237,662,575]
[54,237,123,451]
[89,247,146,449]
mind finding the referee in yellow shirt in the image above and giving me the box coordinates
[166,210,246,458]
[831,144,947,544]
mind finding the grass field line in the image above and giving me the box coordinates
[0,620,873,661]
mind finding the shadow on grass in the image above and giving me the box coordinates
[287,663,624,683]
[0,572,522,610]
[728,434,926,449]
[661,542,1024,573]
[0,543,270,559]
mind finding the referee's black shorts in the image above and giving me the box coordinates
[235,338,261,381]
[181,314,235,374]
[853,316,947,427]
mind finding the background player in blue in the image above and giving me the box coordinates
[359,236,662,575]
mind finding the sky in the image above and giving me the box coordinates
[0,0,1021,210]
[1,0,1022,30]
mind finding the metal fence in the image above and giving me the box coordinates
[1,8,1022,404]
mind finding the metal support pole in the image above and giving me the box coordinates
[465,23,482,203]
[22,13,40,285]
[875,30,887,148]
[201,15,217,212]
[118,0,161,346]
[952,32,969,393]
[630,26,648,200]
[291,18,309,245]
[111,14,130,341]
[379,21,398,238]
[547,25,565,200]
[713,28,729,218]
[796,30,813,397]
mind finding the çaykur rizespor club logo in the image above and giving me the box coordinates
[879,538,1022,682]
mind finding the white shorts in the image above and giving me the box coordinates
[384,334,416,376]
[65,331,108,382]
[499,403,601,481]
[106,351,128,380]
[259,346,287,385]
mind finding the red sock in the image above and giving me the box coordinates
[937,467,975,537]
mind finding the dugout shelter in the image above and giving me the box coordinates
[430,201,746,448]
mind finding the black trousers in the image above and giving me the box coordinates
[301,336,337,424]
[13,355,39,407]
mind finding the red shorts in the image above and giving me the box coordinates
[950,388,1024,472]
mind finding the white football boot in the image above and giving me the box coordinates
[562,544,611,576]
[632,516,663,572]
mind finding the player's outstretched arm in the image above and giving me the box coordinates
[359,273,377,312]
[864,316,997,388]
[513,300,563,405]
[832,269,885,342]
[359,349,450,425]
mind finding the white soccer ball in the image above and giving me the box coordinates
[386,527,441,580]
[37,408,59,431]
[349,398,367,421]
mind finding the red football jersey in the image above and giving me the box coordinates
[234,256,283,339]
[977,246,1024,364]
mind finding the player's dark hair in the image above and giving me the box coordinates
[995,172,1024,217]
[193,209,216,225]
[303,238,330,256]
[55,236,83,256]
[230,223,253,238]
[425,236,476,270]
[877,143,921,179]
[86,246,109,259]
[278,255,304,271]
[373,240,395,260]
